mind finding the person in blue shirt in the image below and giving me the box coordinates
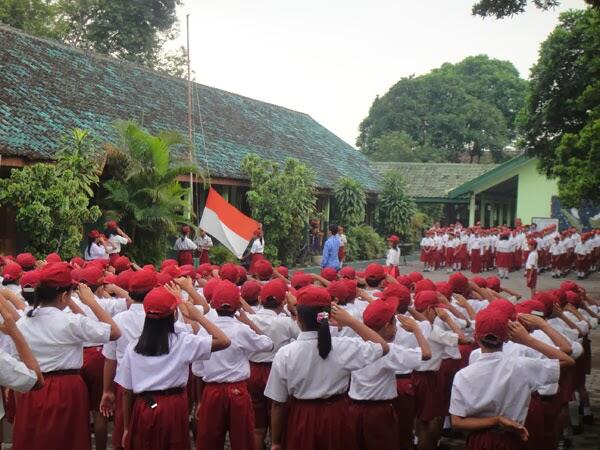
[321,224,341,270]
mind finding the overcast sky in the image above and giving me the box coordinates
[173,0,587,147]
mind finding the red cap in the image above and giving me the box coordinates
[197,263,214,277]
[297,285,331,307]
[338,266,356,279]
[486,276,501,292]
[407,272,423,283]
[70,256,85,268]
[180,264,197,280]
[39,262,73,288]
[565,291,580,306]
[381,283,411,303]
[474,308,508,343]
[277,266,289,279]
[435,281,453,300]
[414,290,439,312]
[79,266,104,286]
[363,299,397,329]
[103,274,118,285]
[396,275,412,288]
[212,280,241,310]
[155,272,172,286]
[106,220,118,230]
[327,280,352,303]
[203,277,221,301]
[320,267,338,281]
[144,286,180,318]
[515,299,545,315]
[291,272,313,290]
[46,252,62,264]
[388,235,400,243]
[240,280,262,303]
[113,256,131,274]
[19,269,40,288]
[528,239,537,248]
[89,259,109,269]
[260,279,287,305]
[414,278,436,294]
[2,263,23,282]
[219,263,239,283]
[237,266,248,284]
[449,272,469,296]
[533,292,558,317]
[488,299,517,321]
[472,277,487,288]
[160,259,178,270]
[255,259,274,281]
[552,289,567,308]
[365,264,385,281]
[161,265,182,279]
[16,253,36,269]
[89,230,102,239]
[129,270,158,292]
[559,281,578,293]
[114,269,133,290]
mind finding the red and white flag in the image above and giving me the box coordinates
[199,188,260,258]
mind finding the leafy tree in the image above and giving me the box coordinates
[358,55,526,163]
[471,1,599,19]
[519,8,600,205]
[333,177,366,227]
[100,121,199,264]
[346,225,386,261]
[240,154,316,265]
[0,0,61,37]
[376,171,417,238]
[0,130,101,258]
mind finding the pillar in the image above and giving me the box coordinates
[469,194,476,227]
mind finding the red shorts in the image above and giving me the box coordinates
[247,362,272,429]
[467,429,525,450]
[394,375,415,450]
[412,371,443,422]
[82,346,105,411]
[13,371,91,450]
[349,399,399,450]
[125,388,190,450]
[437,359,461,415]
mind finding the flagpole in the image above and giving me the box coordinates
[186,13,194,221]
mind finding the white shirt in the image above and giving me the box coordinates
[416,324,458,371]
[0,348,38,419]
[575,242,588,256]
[13,307,110,372]
[115,331,212,393]
[450,351,559,423]
[248,309,300,363]
[393,319,431,375]
[265,331,383,402]
[386,248,401,267]
[70,295,127,347]
[195,235,213,251]
[525,250,538,270]
[192,315,273,383]
[174,236,197,251]
[85,242,108,261]
[108,234,128,254]
[496,240,512,253]
[251,238,265,254]
[349,344,421,400]
[339,234,347,247]
[102,303,146,362]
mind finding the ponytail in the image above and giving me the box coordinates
[29,284,71,317]
[298,305,332,359]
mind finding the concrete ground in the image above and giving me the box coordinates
[3,261,599,449]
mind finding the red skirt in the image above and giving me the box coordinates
[177,250,194,266]
[495,251,511,269]
[471,250,481,273]
[412,371,443,422]
[526,269,537,289]
[467,429,525,450]
[196,381,254,450]
[13,371,91,450]
[248,362,272,429]
[338,246,346,261]
[446,247,455,265]
[249,253,265,275]
[558,366,575,405]
[574,350,587,390]
[283,395,357,450]
[459,343,477,370]
[420,249,428,263]
[394,375,415,450]
[125,388,190,450]
[199,249,210,264]
[82,346,105,411]
[385,265,400,278]
[437,358,461,415]
[349,399,399,450]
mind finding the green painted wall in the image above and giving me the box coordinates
[515,158,558,224]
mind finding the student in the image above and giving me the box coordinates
[349,298,431,450]
[85,230,113,261]
[265,286,389,450]
[194,228,214,264]
[495,232,512,279]
[105,221,132,266]
[449,307,574,450]
[1,262,23,296]
[11,262,121,450]
[194,280,273,450]
[526,239,539,297]
[248,228,266,275]
[386,235,401,278]
[550,235,564,278]
[248,280,300,450]
[445,232,459,273]
[469,231,482,274]
[420,231,434,272]
[174,225,197,266]
[338,226,348,268]
[115,286,230,450]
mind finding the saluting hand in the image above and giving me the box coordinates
[507,321,530,344]
[330,303,353,327]
[397,315,419,333]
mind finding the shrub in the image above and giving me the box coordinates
[346,225,386,261]
[376,171,417,237]
[333,176,366,227]
[209,245,239,266]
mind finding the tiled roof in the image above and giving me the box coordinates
[370,162,496,199]
[0,25,379,192]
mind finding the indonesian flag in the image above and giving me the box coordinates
[199,188,260,259]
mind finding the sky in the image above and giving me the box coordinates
[173,0,587,147]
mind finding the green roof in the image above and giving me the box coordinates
[0,25,379,192]
[370,162,496,200]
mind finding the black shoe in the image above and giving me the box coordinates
[572,425,584,435]
[583,415,594,425]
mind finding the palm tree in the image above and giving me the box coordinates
[101,121,201,264]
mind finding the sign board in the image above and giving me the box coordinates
[531,217,559,231]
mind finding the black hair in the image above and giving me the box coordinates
[2,279,17,286]
[130,290,149,303]
[134,315,174,356]
[86,236,95,256]
[480,335,503,350]
[262,297,281,309]
[328,224,338,235]
[391,242,398,249]
[104,229,117,239]
[21,288,36,306]
[244,298,259,307]
[366,277,382,288]
[297,304,332,359]
[397,304,409,315]
[29,284,71,317]
[216,309,236,317]
[500,234,509,241]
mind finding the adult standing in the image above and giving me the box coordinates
[105,221,132,266]
[174,226,197,266]
[321,224,341,271]
[194,228,213,264]
[338,226,347,268]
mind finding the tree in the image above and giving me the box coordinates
[471,1,599,19]
[100,121,199,264]
[358,55,526,163]
[376,171,417,238]
[518,8,600,205]
[0,130,101,258]
[333,177,366,228]
[240,154,316,265]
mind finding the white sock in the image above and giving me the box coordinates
[444,416,451,428]
[569,400,581,426]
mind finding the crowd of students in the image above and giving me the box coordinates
[419,224,600,280]
[0,221,597,450]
